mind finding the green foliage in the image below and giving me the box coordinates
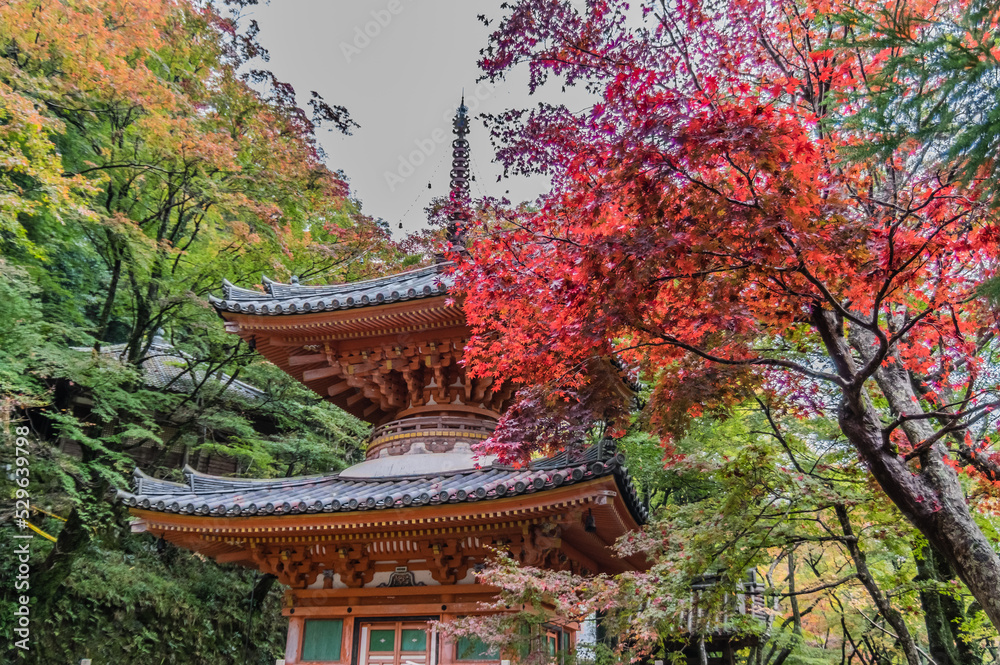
[833,1,1000,201]
[0,1,398,662]
[0,260,49,401]
[608,406,1000,663]
[475,405,999,664]
[0,521,287,664]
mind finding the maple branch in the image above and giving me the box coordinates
[867,180,966,219]
[764,225,886,380]
[529,56,605,73]
[780,574,859,597]
[755,396,805,477]
[954,443,1000,482]
[795,263,871,330]
[757,28,794,81]
[708,494,784,565]
[902,404,1000,461]
[631,327,847,387]
[866,210,970,330]
[783,535,858,544]
[650,263,752,281]
[723,152,761,203]
[662,157,759,208]
[909,371,1000,482]
[66,162,186,177]
[884,304,939,349]
[855,611,942,665]
[883,408,966,436]
[757,506,839,518]
[551,33,620,69]
[655,1,715,110]
[788,264,898,390]
[755,398,863,487]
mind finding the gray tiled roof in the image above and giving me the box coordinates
[77,339,266,402]
[209,263,454,316]
[118,445,649,523]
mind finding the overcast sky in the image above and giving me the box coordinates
[245,0,571,236]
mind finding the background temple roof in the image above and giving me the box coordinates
[75,337,267,402]
[210,262,454,316]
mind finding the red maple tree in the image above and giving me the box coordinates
[455,0,1000,630]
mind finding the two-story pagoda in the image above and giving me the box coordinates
[119,101,647,665]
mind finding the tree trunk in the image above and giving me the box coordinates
[250,572,278,612]
[126,264,151,365]
[914,544,979,665]
[94,228,123,346]
[834,505,921,665]
[914,546,961,665]
[811,308,1000,631]
[32,507,89,611]
[126,195,172,365]
[837,374,1000,632]
[771,549,805,665]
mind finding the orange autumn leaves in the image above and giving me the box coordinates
[0,0,378,268]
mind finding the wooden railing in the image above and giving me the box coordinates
[677,572,770,637]
[366,413,497,459]
[371,414,497,440]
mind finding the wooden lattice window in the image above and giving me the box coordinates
[301,618,344,662]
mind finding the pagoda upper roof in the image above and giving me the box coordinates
[118,443,648,525]
[210,262,454,316]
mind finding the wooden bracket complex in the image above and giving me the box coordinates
[251,546,324,588]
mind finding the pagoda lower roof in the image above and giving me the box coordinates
[210,263,453,316]
[117,445,648,525]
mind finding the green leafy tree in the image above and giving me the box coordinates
[0,1,399,661]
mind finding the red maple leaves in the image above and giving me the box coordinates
[457,0,999,488]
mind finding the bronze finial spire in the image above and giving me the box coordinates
[446,93,471,249]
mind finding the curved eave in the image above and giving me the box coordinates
[130,476,647,573]
[215,295,468,422]
[211,265,454,317]
[121,451,649,526]
[119,456,644,517]
[218,295,465,341]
